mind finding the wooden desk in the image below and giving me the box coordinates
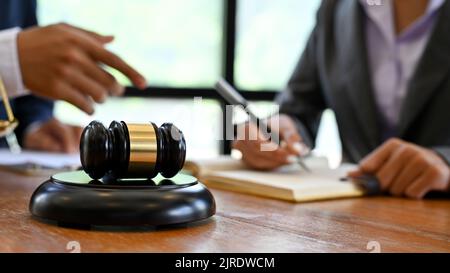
[0,170,449,253]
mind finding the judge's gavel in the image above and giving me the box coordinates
[80,121,186,180]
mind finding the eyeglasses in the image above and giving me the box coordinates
[0,75,21,153]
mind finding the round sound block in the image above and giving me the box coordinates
[29,171,215,227]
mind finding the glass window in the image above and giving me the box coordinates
[40,1,340,160]
[235,0,321,91]
[37,0,223,88]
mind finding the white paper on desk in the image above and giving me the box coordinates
[0,149,81,169]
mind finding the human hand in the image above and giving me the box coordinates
[232,114,309,170]
[18,23,147,114]
[348,138,450,199]
[23,118,83,154]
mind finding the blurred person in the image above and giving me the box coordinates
[234,0,450,199]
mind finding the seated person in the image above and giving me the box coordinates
[234,0,450,199]
[0,0,146,152]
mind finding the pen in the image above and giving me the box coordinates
[215,78,312,173]
[340,175,381,196]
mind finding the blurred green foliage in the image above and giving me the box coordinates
[236,0,321,91]
[38,0,320,91]
[38,0,222,88]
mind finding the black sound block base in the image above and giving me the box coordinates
[29,171,216,228]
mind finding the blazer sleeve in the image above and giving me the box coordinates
[24,0,38,27]
[433,147,450,166]
[275,2,328,149]
[13,95,54,145]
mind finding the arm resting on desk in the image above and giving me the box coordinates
[13,95,54,145]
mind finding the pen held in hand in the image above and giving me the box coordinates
[297,158,312,173]
[287,154,312,173]
[215,78,313,173]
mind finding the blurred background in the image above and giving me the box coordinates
[38,0,341,166]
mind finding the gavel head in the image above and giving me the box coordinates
[80,121,186,180]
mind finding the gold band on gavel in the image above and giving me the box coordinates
[126,123,158,176]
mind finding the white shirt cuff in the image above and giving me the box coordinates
[0,27,29,98]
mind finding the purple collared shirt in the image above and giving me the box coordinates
[359,0,445,140]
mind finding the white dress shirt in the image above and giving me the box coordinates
[0,27,29,98]
[360,0,445,139]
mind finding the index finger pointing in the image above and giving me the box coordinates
[71,31,147,89]
[91,47,147,89]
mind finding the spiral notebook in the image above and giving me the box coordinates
[184,156,364,202]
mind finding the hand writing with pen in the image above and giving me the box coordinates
[233,114,310,171]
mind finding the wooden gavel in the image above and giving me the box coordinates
[80,121,186,180]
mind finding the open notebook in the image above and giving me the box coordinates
[184,156,365,202]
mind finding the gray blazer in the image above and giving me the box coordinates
[277,0,450,164]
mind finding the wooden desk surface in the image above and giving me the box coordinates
[0,170,449,253]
